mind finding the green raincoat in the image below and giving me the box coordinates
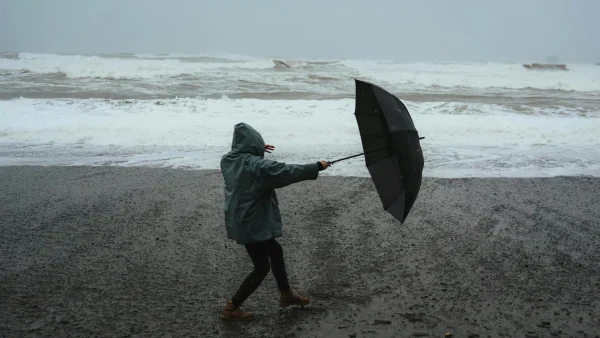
[220,123,320,244]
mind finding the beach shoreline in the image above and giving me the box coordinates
[1,166,599,337]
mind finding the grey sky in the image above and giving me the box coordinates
[1,0,599,62]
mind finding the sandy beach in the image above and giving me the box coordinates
[1,166,599,337]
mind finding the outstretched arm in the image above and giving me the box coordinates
[248,156,328,189]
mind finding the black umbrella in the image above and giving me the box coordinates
[329,79,424,224]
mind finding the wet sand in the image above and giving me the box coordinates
[1,166,599,338]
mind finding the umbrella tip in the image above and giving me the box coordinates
[419,137,425,140]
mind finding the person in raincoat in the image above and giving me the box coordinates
[220,122,329,320]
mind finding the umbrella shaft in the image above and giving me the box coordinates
[329,146,391,164]
[328,137,424,164]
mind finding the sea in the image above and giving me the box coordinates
[1,52,599,177]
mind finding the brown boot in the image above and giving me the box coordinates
[279,289,310,308]
[221,300,254,320]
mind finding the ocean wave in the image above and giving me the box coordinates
[1,53,599,93]
[0,53,279,79]
[1,97,598,145]
[341,60,600,92]
[0,52,20,60]
[0,53,346,80]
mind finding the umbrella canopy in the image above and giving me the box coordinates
[352,79,424,223]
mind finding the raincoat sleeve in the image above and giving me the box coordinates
[248,156,320,189]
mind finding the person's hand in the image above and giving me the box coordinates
[265,144,275,153]
[319,161,330,170]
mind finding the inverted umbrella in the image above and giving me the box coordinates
[330,79,424,224]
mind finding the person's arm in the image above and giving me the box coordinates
[247,156,328,189]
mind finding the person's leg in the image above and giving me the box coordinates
[231,241,270,306]
[264,238,291,292]
[265,238,311,307]
[222,241,270,320]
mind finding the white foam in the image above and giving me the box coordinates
[1,98,599,177]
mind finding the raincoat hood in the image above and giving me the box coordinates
[231,123,265,157]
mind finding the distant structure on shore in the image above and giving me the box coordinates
[523,56,568,71]
[522,63,568,71]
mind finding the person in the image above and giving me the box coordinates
[219,122,330,320]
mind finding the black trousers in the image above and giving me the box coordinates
[231,238,291,307]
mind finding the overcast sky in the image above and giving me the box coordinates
[1,0,598,62]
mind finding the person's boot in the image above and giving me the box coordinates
[221,300,254,320]
[279,289,310,308]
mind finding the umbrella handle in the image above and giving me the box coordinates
[328,137,424,165]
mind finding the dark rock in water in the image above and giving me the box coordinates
[348,334,357,338]
[374,319,391,324]
[413,331,429,337]
[273,60,291,69]
[467,334,480,338]
[338,325,348,329]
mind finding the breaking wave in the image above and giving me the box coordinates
[1,97,599,177]
[2,52,598,93]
